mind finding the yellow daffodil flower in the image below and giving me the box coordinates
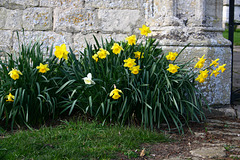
[166,52,178,61]
[195,74,205,83]
[210,69,220,77]
[209,58,219,67]
[129,65,141,74]
[54,44,69,60]
[198,55,206,63]
[5,93,14,102]
[194,62,204,69]
[218,64,226,73]
[97,48,110,59]
[36,63,50,73]
[134,51,144,59]
[125,35,136,45]
[199,69,209,79]
[8,68,22,80]
[92,54,99,62]
[110,85,123,100]
[167,64,180,74]
[111,43,124,54]
[195,70,208,83]
[139,25,151,36]
[194,54,206,68]
[82,73,95,85]
[123,58,136,68]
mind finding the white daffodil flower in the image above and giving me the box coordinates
[82,73,95,85]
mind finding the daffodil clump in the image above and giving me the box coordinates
[91,48,110,62]
[0,41,70,128]
[56,24,226,133]
[165,52,180,74]
[193,55,226,83]
[0,24,226,132]
[165,51,226,84]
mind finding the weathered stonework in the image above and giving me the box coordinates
[5,9,22,30]
[0,30,12,53]
[0,0,6,6]
[98,9,142,33]
[85,0,143,9]
[23,8,52,31]
[40,0,84,8]
[6,0,38,9]
[12,31,72,52]
[0,8,23,30]
[0,0,232,105]
[54,8,97,32]
[0,7,7,29]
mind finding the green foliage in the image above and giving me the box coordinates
[0,119,168,159]
[60,36,205,132]
[0,30,207,133]
[0,40,64,129]
[124,150,139,158]
[223,29,240,46]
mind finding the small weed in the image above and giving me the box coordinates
[224,124,229,128]
[224,144,234,151]
[204,127,208,133]
[124,150,139,158]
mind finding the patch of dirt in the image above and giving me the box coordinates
[118,117,240,160]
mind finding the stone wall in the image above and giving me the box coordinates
[0,0,232,105]
[0,0,145,53]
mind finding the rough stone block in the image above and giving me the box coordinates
[0,30,12,45]
[205,1,223,28]
[4,9,22,30]
[54,8,97,32]
[12,31,72,53]
[98,9,141,33]
[85,0,143,9]
[23,8,53,31]
[73,33,128,52]
[40,0,84,8]
[0,30,12,52]
[8,0,38,9]
[190,147,226,158]
[0,0,7,6]
[0,7,6,29]
[0,45,11,53]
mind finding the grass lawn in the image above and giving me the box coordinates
[223,29,240,46]
[0,119,168,159]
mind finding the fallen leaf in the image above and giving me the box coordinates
[140,149,145,157]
